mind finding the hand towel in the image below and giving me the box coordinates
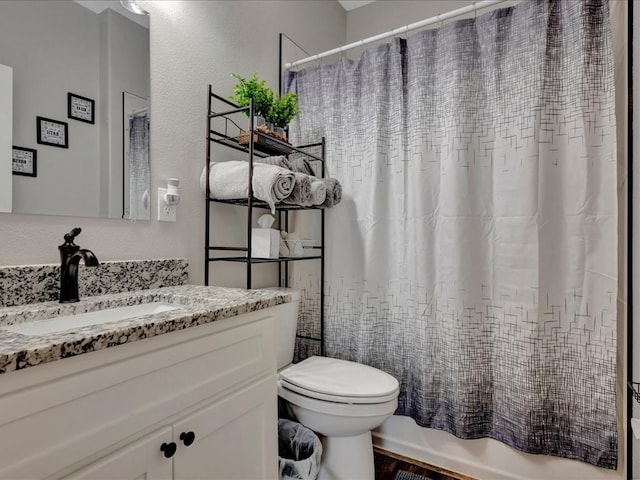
[279,231,290,257]
[200,161,295,214]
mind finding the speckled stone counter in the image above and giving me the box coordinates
[0,285,291,374]
[0,259,189,307]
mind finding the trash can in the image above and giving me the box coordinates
[278,418,323,480]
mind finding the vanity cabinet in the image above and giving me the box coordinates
[66,376,274,480]
[65,428,173,479]
[0,305,281,479]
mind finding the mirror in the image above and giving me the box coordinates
[0,0,150,219]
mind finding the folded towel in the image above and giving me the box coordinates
[305,179,326,206]
[261,155,316,176]
[200,161,294,214]
[257,155,294,171]
[288,156,316,176]
[279,233,290,257]
[321,178,342,208]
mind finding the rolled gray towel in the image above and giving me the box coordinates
[305,179,327,206]
[257,155,294,170]
[200,161,294,214]
[283,172,313,205]
[288,156,316,176]
[321,178,342,208]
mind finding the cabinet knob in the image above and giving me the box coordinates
[160,442,177,458]
[180,431,196,446]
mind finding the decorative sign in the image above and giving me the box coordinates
[68,92,95,124]
[12,146,37,177]
[37,116,68,148]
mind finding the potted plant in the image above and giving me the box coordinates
[266,92,300,139]
[230,73,274,125]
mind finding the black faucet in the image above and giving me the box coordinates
[58,228,100,303]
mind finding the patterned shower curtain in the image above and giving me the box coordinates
[286,0,617,468]
[128,114,150,221]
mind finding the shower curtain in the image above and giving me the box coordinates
[128,114,150,221]
[286,0,617,469]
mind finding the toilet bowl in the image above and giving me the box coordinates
[266,287,399,480]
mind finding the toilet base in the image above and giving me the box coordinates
[317,431,374,480]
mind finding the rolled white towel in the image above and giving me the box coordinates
[304,179,327,206]
[200,161,295,214]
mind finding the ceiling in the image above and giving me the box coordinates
[338,0,376,11]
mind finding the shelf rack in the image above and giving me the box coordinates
[204,85,325,354]
[629,382,640,404]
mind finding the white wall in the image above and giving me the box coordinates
[0,0,346,286]
[0,64,11,214]
[345,1,628,479]
[632,4,640,479]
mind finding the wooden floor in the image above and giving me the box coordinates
[374,447,475,480]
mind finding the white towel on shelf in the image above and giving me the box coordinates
[200,161,295,214]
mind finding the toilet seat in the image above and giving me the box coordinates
[278,356,399,405]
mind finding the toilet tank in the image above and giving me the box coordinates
[263,287,301,369]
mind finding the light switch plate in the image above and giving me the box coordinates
[157,187,176,222]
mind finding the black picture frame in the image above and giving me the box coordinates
[12,146,37,177]
[68,92,95,124]
[37,116,68,148]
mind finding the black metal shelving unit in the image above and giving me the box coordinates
[204,85,325,354]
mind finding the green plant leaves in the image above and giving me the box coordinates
[230,73,299,126]
[267,92,300,127]
[230,73,274,117]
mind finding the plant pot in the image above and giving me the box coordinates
[273,126,286,138]
[253,115,266,128]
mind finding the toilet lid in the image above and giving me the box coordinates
[279,356,399,401]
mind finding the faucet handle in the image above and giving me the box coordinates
[63,227,82,245]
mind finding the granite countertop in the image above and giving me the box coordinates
[0,285,291,374]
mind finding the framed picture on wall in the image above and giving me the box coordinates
[37,116,68,148]
[68,92,95,124]
[12,146,37,177]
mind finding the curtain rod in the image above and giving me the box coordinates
[285,0,508,70]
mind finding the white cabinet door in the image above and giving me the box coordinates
[64,427,173,480]
[172,375,278,480]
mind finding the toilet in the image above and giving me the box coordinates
[270,287,399,480]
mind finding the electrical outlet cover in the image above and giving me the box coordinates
[157,187,177,222]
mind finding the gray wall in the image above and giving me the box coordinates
[347,0,472,43]
[99,8,150,218]
[0,1,148,219]
[0,1,101,217]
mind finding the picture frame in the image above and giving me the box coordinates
[37,116,68,148]
[12,146,37,177]
[68,92,95,124]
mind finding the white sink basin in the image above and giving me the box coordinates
[2,303,181,336]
